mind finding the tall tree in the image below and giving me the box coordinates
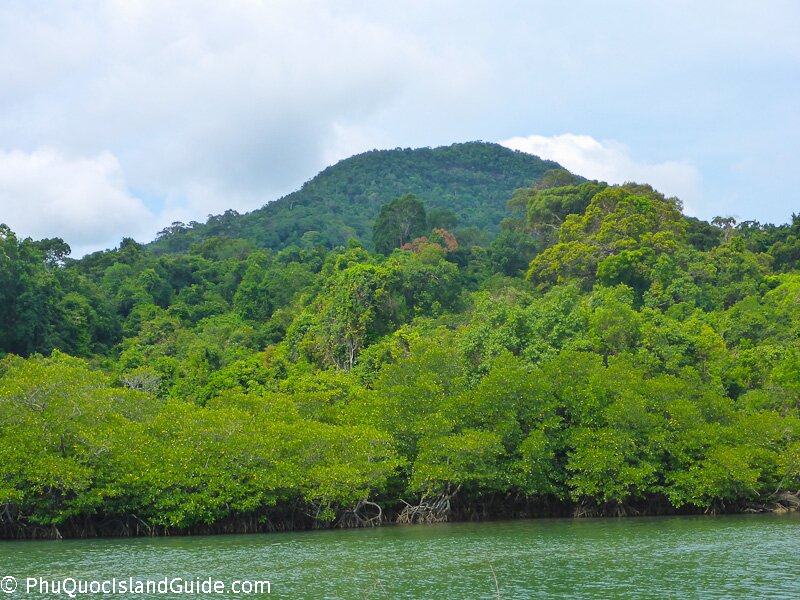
[373,194,427,255]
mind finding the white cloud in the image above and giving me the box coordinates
[0,148,153,256]
[0,1,795,237]
[500,134,703,215]
[0,1,478,232]
[322,122,393,168]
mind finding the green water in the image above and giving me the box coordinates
[1,515,798,598]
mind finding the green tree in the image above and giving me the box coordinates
[373,194,428,255]
[300,261,398,371]
[528,186,685,291]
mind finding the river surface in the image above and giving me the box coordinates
[1,514,798,598]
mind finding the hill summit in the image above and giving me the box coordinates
[151,141,564,253]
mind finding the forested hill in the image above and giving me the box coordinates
[150,142,564,253]
[3,144,800,539]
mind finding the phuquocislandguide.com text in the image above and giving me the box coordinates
[1,575,271,596]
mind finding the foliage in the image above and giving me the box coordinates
[149,142,560,252]
[2,158,800,534]
[373,194,428,255]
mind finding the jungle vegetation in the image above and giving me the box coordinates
[148,142,563,254]
[1,142,799,538]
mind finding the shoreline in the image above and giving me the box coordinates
[3,492,797,541]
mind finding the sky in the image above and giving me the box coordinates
[0,1,798,256]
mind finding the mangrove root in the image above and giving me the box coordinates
[337,499,384,528]
[397,492,455,524]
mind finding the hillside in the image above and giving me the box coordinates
[150,142,564,253]
[2,146,800,538]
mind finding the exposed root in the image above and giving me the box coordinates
[397,491,456,524]
[769,490,800,513]
[573,500,598,519]
[337,499,384,528]
[573,500,641,518]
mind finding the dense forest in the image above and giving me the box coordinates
[149,142,563,253]
[1,142,799,538]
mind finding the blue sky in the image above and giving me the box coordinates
[0,1,798,256]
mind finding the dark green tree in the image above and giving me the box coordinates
[372,194,428,255]
[427,207,458,231]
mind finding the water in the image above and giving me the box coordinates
[1,514,798,598]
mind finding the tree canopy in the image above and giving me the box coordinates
[1,162,800,537]
[373,194,428,255]
[149,142,562,253]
